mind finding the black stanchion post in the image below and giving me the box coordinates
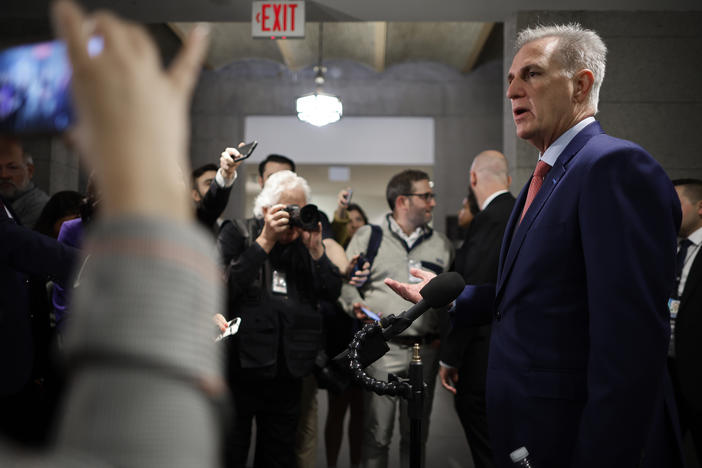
[408,343,424,468]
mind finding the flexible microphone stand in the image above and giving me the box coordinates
[346,318,426,468]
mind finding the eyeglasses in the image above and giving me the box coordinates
[402,192,436,201]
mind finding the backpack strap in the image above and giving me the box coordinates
[365,224,383,268]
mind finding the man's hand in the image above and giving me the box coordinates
[52,0,209,221]
[352,302,375,322]
[220,145,245,182]
[300,222,324,260]
[255,204,290,253]
[384,268,436,304]
[213,313,228,332]
[334,188,351,219]
[439,365,459,395]
[347,254,370,287]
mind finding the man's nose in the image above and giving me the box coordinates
[506,79,521,100]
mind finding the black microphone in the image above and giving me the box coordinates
[380,271,466,340]
[328,271,466,378]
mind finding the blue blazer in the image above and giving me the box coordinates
[0,202,77,396]
[456,122,683,468]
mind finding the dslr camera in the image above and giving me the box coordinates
[284,204,321,231]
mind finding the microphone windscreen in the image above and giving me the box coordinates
[419,271,465,308]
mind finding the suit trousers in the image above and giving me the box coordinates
[361,341,439,468]
[454,324,494,468]
[227,376,302,468]
[295,374,318,468]
[669,359,702,464]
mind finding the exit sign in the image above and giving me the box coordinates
[252,1,305,39]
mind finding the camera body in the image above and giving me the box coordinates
[284,204,320,231]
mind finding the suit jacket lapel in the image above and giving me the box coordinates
[496,183,528,285]
[495,121,605,303]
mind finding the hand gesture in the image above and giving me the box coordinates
[52,0,209,221]
[439,365,459,395]
[383,268,436,304]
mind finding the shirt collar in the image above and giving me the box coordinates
[539,116,596,166]
[481,189,510,211]
[388,214,426,248]
[686,226,702,246]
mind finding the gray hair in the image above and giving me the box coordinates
[515,23,607,113]
[253,170,311,218]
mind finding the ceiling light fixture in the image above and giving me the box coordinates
[296,23,342,127]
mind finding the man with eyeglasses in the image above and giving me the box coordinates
[339,169,454,468]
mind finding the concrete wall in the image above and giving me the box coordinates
[189,56,504,233]
[503,11,702,191]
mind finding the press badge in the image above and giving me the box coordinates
[272,270,288,295]
[408,259,422,283]
[668,298,680,319]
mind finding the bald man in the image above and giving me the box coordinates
[440,150,515,468]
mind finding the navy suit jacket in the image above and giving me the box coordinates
[0,201,77,396]
[196,176,233,231]
[455,122,682,468]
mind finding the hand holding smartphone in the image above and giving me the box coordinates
[360,306,380,322]
[232,141,257,162]
[215,317,242,342]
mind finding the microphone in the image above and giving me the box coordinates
[380,271,465,340]
[328,271,466,377]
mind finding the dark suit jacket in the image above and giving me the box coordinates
[0,201,77,396]
[674,242,702,413]
[442,192,515,393]
[456,122,682,468]
[195,176,233,230]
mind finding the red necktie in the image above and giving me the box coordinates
[519,160,551,223]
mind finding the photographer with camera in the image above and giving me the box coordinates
[217,169,342,468]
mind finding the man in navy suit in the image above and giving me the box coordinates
[0,196,77,443]
[387,24,682,468]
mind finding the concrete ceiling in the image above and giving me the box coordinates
[170,22,494,72]
[5,0,702,22]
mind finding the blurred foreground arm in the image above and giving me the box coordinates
[45,2,224,467]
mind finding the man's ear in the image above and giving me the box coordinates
[191,188,201,202]
[573,69,595,105]
[696,199,702,218]
[470,170,478,188]
[26,162,35,179]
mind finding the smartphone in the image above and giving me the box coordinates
[360,306,380,322]
[215,317,242,342]
[232,141,258,161]
[351,252,368,277]
[0,37,103,135]
[346,189,353,204]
